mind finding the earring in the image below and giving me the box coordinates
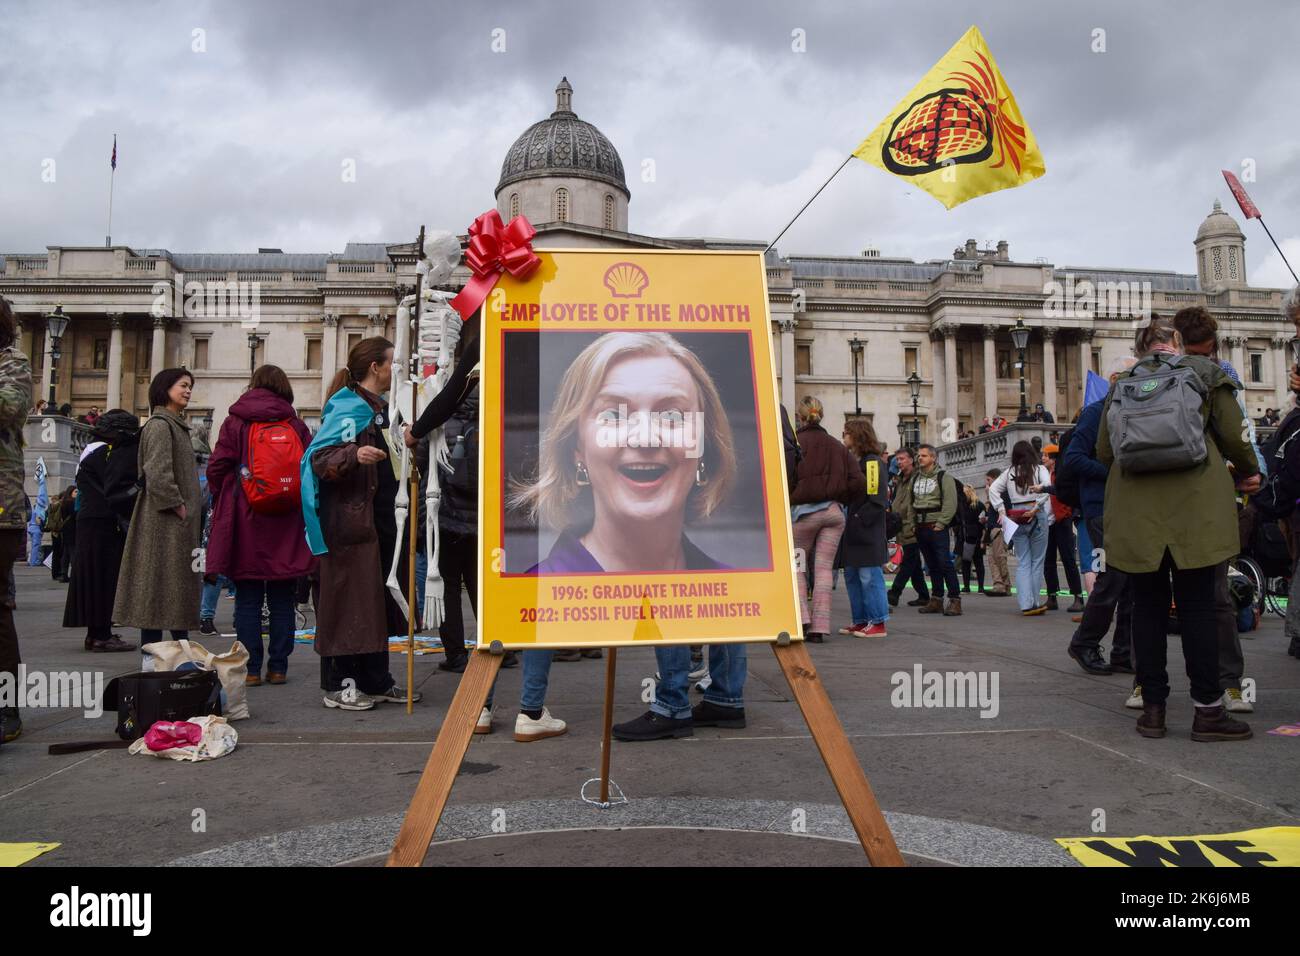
[695,461,708,486]
[575,461,590,486]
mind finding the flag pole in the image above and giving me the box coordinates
[764,155,853,254]
[106,134,116,247]
[1257,217,1299,285]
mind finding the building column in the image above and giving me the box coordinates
[1042,326,1058,420]
[942,324,958,429]
[778,318,796,411]
[982,324,998,420]
[1274,336,1291,411]
[1224,335,1246,379]
[1079,329,1095,394]
[43,322,57,406]
[367,309,384,340]
[321,313,339,402]
[150,315,167,381]
[106,313,125,410]
[930,332,945,442]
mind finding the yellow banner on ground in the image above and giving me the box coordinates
[0,841,60,867]
[854,25,1045,209]
[478,249,801,649]
[1056,826,1300,867]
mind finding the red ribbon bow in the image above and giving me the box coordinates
[449,210,541,320]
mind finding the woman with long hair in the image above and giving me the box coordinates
[1098,314,1259,741]
[301,337,418,711]
[64,409,140,652]
[836,418,890,637]
[958,483,987,595]
[206,365,317,685]
[789,396,862,642]
[113,369,204,644]
[988,439,1053,616]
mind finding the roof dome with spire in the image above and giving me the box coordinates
[496,78,629,198]
[1196,199,1245,242]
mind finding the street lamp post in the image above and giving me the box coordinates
[44,305,70,410]
[1011,316,1030,421]
[247,332,260,373]
[849,336,863,416]
[907,370,922,446]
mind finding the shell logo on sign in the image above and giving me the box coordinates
[603,261,649,298]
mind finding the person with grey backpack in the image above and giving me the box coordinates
[1097,314,1261,743]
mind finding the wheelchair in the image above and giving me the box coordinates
[1232,506,1293,618]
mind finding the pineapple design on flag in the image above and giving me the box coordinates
[854,26,1045,209]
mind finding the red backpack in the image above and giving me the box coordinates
[240,420,304,515]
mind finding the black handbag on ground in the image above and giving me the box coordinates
[102,669,223,741]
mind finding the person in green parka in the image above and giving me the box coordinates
[1097,314,1260,743]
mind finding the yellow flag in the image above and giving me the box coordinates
[854,26,1045,209]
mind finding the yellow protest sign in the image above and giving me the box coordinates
[478,249,800,649]
[1056,826,1300,867]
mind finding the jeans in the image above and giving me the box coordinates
[236,579,296,676]
[486,650,553,712]
[915,525,961,599]
[888,542,929,600]
[1128,552,1220,706]
[200,574,234,621]
[1070,517,1133,663]
[651,643,747,718]
[1011,519,1050,611]
[845,566,889,626]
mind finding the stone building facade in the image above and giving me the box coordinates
[2,78,1293,485]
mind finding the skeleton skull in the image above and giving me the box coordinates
[422,230,462,285]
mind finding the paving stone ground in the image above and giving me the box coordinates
[1,565,1296,866]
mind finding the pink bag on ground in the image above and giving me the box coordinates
[142,721,204,752]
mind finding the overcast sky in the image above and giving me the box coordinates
[3,0,1297,287]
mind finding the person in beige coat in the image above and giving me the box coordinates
[113,368,203,644]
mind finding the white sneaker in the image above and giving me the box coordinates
[373,684,422,704]
[694,673,712,692]
[1125,686,1143,710]
[475,706,493,734]
[323,689,375,711]
[1224,688,1254,713]
[688,660,709,681]
[514,708,567,742]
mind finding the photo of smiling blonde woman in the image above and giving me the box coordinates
[510,331,739,574]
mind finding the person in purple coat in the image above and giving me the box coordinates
[206,365,318,685]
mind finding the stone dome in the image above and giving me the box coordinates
[496,78,629,198]
[1196,199,1245,242]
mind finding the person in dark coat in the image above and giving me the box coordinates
[835,418,889,637]
[957,484,987,594]
[302,337,417,711]
[206,365,318,685]
[47,487,75,582]
[63,409,139,651]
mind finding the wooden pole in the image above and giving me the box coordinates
[387,649,502,866]
[772,640,905,867]
[599,647,617,804]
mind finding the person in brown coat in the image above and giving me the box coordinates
[789,396,862,642]
[112,369,203,644]
[303,337,419,712]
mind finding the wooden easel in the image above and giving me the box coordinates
[386,635,904,867]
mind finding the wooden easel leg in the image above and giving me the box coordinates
[599,647,617,804]
[386,649,503,867]
[772,640,905,867]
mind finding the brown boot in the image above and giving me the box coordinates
[917,596,944,614]
[1136,701,1166,738]
[943,597,962,616]
[1191,704,1252,742]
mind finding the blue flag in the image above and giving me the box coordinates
[1084,370,1108,406]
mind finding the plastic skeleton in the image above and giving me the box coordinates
[386,230,463,628]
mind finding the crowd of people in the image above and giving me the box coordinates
[2,290,1299,747]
